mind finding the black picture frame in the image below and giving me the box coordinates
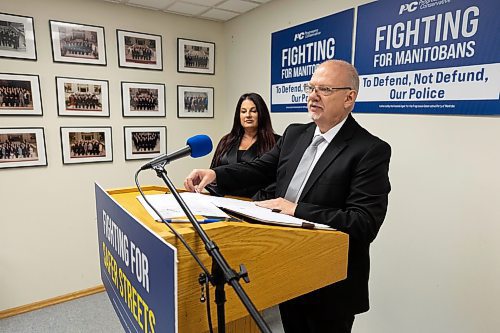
[123,126,167,161]
[121,81,166,117]
[55,76,110,117]
[117,29,163,70]
[177,38,215,75]
[0,12,37,61]
[49,20,107,66]
[0,127,47,169]
[0,72,43,116]
[60,126,113,164]
[177,85,214,118]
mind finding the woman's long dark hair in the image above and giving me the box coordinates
[211,93,276,167]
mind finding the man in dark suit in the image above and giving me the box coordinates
[184,60,391,333]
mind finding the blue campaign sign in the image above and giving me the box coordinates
[95,183,177,333]
[353,0,500,115]
[270,9,354,112]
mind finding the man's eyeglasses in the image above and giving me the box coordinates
[303,84,352,96]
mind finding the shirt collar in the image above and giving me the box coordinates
[313,116,348,144]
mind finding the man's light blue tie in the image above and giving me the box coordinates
[284,135,325,203]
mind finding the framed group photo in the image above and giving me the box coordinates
[49,20,106,65]
[0,12,37,60]
[0,127,47,169]
[124,126,166,161]
[55,76,109,117]
[60,127,112,164]
[177,85,214,118]
[117,29,162,70]
[0,73,42,116]
[121,81,165,117]
[177,38,215,75]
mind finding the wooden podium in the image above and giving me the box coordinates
[107,186,349,333]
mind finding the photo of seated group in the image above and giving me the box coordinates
[0,73,42,115]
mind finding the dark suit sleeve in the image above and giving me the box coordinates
[214,136,282,193]
[295,140,391,244]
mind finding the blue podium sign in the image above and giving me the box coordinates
[95,183,177,333]
[270,9,354,113]
[354,0,499,115]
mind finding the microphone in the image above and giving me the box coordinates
[140,134,212,170]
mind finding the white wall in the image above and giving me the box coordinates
[0,0,228,311]
[2,0,500,332]
[224,0,500,332]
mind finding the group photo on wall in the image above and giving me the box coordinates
[0,127,46,169]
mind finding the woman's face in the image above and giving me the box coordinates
[240,99,259,131]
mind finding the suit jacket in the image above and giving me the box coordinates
[208,134,280,199]
[214,114,391,315]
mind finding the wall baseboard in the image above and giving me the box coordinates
[0,285,105,319]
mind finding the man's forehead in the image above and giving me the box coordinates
[311,64,345,84]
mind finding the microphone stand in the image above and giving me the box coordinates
[152,164,271,333]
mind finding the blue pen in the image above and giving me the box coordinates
[164,218,223,223]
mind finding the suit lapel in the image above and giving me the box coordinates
[299,115,357,201]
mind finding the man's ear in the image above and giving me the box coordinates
[344,90,357,108]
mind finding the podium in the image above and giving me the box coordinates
[102,185,348,333]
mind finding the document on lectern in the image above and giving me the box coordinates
[204,195,334,231]
[137,193,230,221]
[138,192,333,230]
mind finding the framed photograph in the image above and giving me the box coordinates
[0,127,47,169]
[60,127,112,164]
[177,85,214,118]
[121,81,165,117]
[56,76,109,117]
[124,126,166,161]
[49,20,106,65]
[0,13,37,60]
[117,29,162,70]
[0,73,42,116]
[177,38,215,74]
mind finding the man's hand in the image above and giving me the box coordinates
[256,197,297,216]
[184,169,216,193]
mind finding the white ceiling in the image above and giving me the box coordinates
[102,0,273,22]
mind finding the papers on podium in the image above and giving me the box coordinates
[137,193,230,220]
[138,192,333,231]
